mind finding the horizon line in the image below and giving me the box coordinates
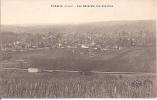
[1,19,156,26]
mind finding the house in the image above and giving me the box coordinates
[81,44,89,48]
[28,68,41,73]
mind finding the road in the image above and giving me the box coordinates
[0,67,155,75]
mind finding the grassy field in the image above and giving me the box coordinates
[0,47,156,98]
[1,47,156,72]
[0,71,156,98]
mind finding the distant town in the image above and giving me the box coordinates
[0,31,154,51]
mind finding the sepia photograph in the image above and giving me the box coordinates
[0,0,156,98]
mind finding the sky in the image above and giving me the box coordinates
[1,0,156,25]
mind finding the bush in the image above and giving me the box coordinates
[0,51,12,61]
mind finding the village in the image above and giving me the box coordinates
[1,30,151,62]
[1,31,148,51]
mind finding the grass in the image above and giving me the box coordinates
[0,73,156,98]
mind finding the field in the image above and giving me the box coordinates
[0,72,156,98]
[0,47,156,98]
[1,47,156,72]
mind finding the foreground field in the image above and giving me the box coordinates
[0,71,156,98]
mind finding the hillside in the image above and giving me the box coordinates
[1,20,156,34]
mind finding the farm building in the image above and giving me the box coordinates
[28,68,41,73]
